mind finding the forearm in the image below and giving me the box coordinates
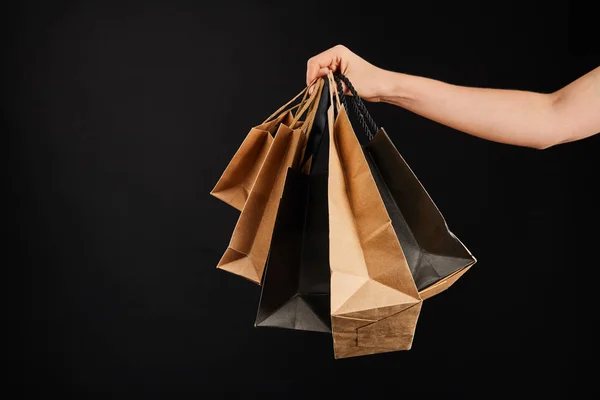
[378,71,562,149]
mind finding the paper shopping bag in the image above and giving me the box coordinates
[210,86,308,211]
[217,79,325,284]
[255,76,332,331]
[328,89,423,359]
[334,73,476,298]
[365,131,476,298]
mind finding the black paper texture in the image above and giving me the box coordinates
[363,129,474,291]
[255,79,331,332]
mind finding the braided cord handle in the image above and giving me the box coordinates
[333,73,379,140]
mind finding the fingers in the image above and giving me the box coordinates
[306,45,346,87]
[306,67,330,86]
[308,67,330,95]
[308,71,351,96]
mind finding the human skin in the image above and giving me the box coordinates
[306,45,600,149]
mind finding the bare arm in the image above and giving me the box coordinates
[377,67,600,149]
[306,45,600,149]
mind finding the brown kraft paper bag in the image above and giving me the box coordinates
[328,84,423,359]
[332,73,476,302]
[210,86,309,211]
[217,79,325,284]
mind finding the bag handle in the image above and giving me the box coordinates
[298,76,330,170]
[291,77,324,134]
[327,71,336,110]
[333,73,379,139]
[262,84,310,124]
[328,71,342,111]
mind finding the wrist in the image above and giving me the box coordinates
[376,70,413,105]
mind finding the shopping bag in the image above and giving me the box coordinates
[255,75,332,332]
[210,86,309,211]
[328,76,423,359]
[217,79,325,284]
[333,73,476,299]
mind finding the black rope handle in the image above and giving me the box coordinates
[334,73,379,140]
[339,73,379,136]
[336,77,373,140]
[334,75,347,112]
[333,74,371,139]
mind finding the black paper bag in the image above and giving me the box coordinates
[254,77,331,332]
[364,130,474,290]
[334,73,474,292]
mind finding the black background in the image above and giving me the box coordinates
[6,0,598,397]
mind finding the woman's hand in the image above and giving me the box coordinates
[306,45,390,102]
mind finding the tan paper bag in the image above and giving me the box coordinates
[210,87,309,211]
[332,72,476,301]
[328,78,423,359]
[217,79,325,284]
